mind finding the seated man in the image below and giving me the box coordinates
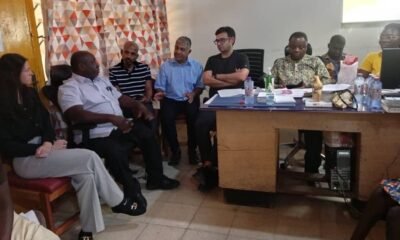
[109,41,154,114]
[0,159,59,240]
[359,23,400,78]
[154,36,204,166]
[272,31,331,179]
[58,51,179,191]
[319,34,346,82]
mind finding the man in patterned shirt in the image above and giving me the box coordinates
[272,32,331,182]
[272,31,331,88]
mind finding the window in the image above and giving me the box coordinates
[343,0,400,23]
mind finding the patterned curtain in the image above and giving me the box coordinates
[46,0,170,76]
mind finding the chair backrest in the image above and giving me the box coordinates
[42,64,72,110]
[236,49,265,82]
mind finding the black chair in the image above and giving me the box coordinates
[42,64,96,148]
[236,49,265,88]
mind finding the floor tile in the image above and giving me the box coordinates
[182,229,227,240]
[95,222,147,240]
[147,202,198,228]
[136,224,185,240]
[229,211,276,240]
[189,207,235,234]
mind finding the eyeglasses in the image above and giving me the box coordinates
[213,37,230,45]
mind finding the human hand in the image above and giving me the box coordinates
[35,142,53,158]
[111,115,133,133]
[185,92,195,104]
[132,101,154,121]
[153,91,165,101]
[53,139,68,150]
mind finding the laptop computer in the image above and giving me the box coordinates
[381,48,400,90]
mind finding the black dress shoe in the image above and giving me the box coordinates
[135,192,147,208]
[146,175,180,190]
[112,197,146,216]
[78,230,93,240]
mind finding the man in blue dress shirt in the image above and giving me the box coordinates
[154,36,204,166]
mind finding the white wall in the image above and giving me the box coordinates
[166,0,392,69]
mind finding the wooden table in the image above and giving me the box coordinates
[208,99,400,200]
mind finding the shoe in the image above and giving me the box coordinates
[168,151,181,166]
[146,175,180,190]
[78,230,93,240]
[135,192,147,208]
[112,197,146,216]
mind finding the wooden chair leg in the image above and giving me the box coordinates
[40,193,55,231]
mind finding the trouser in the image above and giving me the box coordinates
[13,149,123,233]
[122,101,158,136]
[12,212,60,240]
[160,97,199,156]
[88,120,164,187]
[303,130,323,173]
[195,110,218,166]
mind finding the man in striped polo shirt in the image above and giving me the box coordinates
[109,41,154,114]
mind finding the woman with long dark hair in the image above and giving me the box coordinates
[0,53,146,240]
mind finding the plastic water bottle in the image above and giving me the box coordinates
[264,68,275,105]
[369,76,382,111]
[362,75,374,109]
[244,77,254,105]
[353,74,364,111]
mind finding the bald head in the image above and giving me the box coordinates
[121,41,139,70]
[70,51,99,80]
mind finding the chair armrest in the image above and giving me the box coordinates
[68,123,97,147]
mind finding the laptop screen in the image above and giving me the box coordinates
[381,48,400,89]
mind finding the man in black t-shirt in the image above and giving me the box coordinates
[195,26,249,170]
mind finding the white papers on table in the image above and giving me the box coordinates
[303,98,332,108]
[322,84,351,92]
[273,88,312,98]
[274,95,296,104]
[217,88,244,97]
[204,94,218,105]
[382,89,400,95]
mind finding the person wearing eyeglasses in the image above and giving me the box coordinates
[358,23,400,78]
[194,26,249,191]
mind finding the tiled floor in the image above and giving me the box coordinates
[60,141,385,240]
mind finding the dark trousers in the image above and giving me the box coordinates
[160,97,199,156]
[195,110,217,166]
[122,101,158,136]
[87,120,163,197]
[303,130,323,173]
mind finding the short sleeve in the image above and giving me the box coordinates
[58,83,84,113]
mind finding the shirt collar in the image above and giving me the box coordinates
[72,73,102,83]
[171,58,192,66]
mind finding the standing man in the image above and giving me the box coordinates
[154,36,204,166]
[58,51,180,193]
[319,34,346,82]
[195,26,249,174]
[272,32,331,181]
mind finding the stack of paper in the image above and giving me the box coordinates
[217,89,244,97]
[274,95,296,104]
